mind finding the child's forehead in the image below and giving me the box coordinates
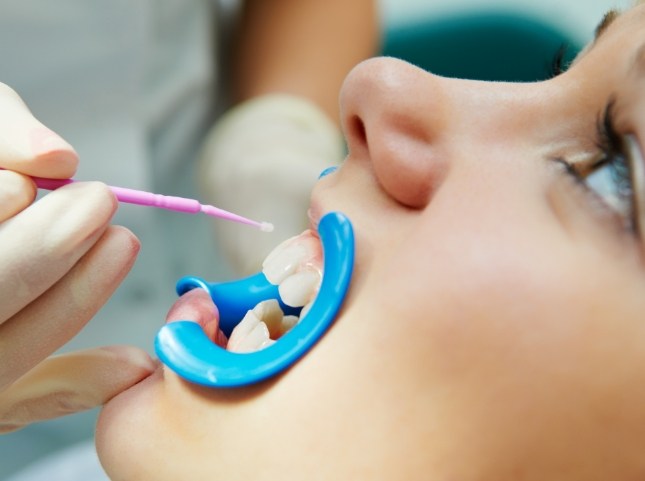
[634,44,645,77]
[604,7,645,76]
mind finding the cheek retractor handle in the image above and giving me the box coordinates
[154,212,355,387]
[173,273,301,338]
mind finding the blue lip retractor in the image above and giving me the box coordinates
[155,212,354,387]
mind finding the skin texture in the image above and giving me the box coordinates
[98,4,645,481]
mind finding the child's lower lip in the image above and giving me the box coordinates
[164,288,221,339]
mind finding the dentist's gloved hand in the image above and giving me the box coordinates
[0,83,155,433]
[198,94,344,276]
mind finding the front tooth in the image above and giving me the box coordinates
[279,269,321,307]
[281,315,299,335]
[235,323,274,353]
[262,231,321,284]
[250,300,300,339]
[227,310,273,352]
[299,300,314,320]
[253,299,284,339]
[262,242,308,285]
[262,241,307,284]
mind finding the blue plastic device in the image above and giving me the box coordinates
[155,211,354,387]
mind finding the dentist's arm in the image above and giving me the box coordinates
[234,0,380,122]
[199,0,379,275]
[0,84,155,433]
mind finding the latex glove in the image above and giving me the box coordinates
[0,83,155,433]
[198,94,344,276]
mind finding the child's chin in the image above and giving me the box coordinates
[95,369,162,476]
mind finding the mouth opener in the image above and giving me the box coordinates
[155,212,355,387]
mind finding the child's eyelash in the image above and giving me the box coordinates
[554,101,622,179]
[595,99,632,202]
[553,98,639,239]
[563,98,637,233]
[596,98,622,157]
[550,44,571,78]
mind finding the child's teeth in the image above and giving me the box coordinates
[253,299,284,339]
[262,242,309,285]
[281,315,299,334]
[240,323,274,352]
[262,230,322,285]
[227,300,297,353]
[227,310,272,352]
[228,230,327,353]
[299,300,314,320]
[278,269,321,307]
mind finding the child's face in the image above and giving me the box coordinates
[98,5,645,480]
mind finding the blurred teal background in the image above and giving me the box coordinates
[383,11,580,82]
[380,0,632,81]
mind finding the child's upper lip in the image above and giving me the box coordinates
[307,198,325,232]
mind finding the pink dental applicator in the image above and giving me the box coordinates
[31,176,274,232]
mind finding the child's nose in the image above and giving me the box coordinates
[340,57,445,208]
[339,57,530,209]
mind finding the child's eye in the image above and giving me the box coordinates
[560,101,645,239]
[584,143,633,224]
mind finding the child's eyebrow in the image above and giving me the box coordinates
[572,9,621,63]
[594,9,621,42]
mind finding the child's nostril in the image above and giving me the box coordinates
[350,115,367,146]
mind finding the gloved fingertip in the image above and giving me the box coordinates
[0,169,37,221]
[100,346,158,372]
[27,125,78,179]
